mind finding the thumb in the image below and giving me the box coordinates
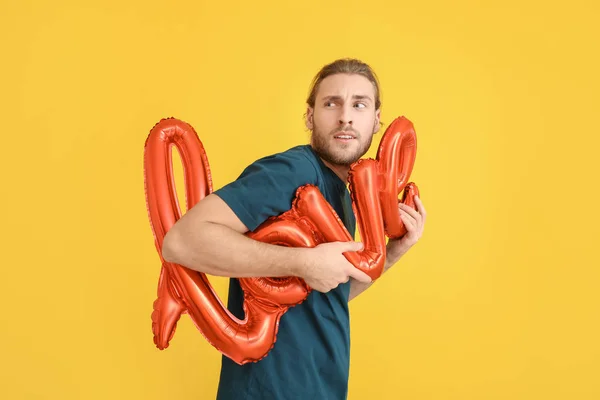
[348,267,372,284]
[339,241,364,252]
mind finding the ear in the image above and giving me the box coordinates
[305,107,314,130]
[373,109,381,133]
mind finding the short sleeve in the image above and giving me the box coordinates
[213,148,319,232]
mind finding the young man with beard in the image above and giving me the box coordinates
[161,58,427,399]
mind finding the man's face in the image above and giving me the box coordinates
[306,73,380,166]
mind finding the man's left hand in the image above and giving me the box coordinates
[386,195,427,264]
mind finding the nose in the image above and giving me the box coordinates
[338,106,353,126]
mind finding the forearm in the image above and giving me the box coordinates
[348,259,390,301]
[348,243,407,301]
[162,221,305,278]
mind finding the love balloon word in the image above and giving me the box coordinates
[143,116,420,365]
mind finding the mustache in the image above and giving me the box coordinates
[331,126,360,136]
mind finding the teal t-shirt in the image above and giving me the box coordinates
[213,144,356,400]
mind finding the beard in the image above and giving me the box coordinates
[311,125,374,166]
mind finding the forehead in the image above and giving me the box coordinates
[316,73,376,99]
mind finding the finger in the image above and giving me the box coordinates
[400,211,417,232]
[338,241,364,252]
[414,195,427,220]
[348,267,372,283]
[399,209,417,228]
[399,202,421,222]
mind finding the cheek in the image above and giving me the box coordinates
[362,115,377,131]
[353,118,370,133]
[314,114,335,131]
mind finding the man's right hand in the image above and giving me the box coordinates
[296,241,372,293]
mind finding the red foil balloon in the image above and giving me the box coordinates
[143,116,420,365]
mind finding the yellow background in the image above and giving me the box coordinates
[1,0,599,399]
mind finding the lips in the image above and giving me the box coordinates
[334,131,356,139]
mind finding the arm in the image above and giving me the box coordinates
[162,150,371,290]
[348,242,407,301]
[162,193,305,278]
[163,193,371,289]
[348,195,427,301]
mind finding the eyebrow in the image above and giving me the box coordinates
[321,95,373,102]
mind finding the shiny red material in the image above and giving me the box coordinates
[143,116,419,365]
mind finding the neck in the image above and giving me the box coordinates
[320,158,350,183]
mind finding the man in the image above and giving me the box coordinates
[161,58,427,399]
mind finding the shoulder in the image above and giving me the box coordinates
[239,145,320,183]
[254,145,319,171]
[212,145,322,231]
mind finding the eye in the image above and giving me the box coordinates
[325,101,336,107]
[354,102,367,109]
